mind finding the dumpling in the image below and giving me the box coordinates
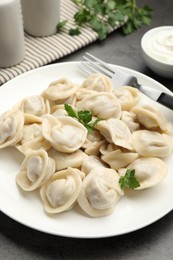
[120,111,140,133]
[16,150,55,191]
[75,88,97,101]
[131,130,173,157]
[95,118,133,150]
[100,143,138,170]
[81,155,108,175]
[42,115,87,153]
[50,94,77,107]
[81,73,113,92]
[40,167,85,214]
[42,78,79,101]
[16,123,51,155]
[99,143,118,154]
[51,104,77,118]
[83,129,103,146]
[77,167,124,217]
[76,92,121,120]
[132,105,172,133]
[48,148,87,171]
[82,129,106,156]
[0,108,24,149]
[17,95,50,124]
[51,104,68,117]
[118,157,167,190]
[113,86,140,110]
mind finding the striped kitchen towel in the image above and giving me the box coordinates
[0,0,123,86]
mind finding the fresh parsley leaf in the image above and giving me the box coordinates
[89,17,109,40]
[72,0,153,39]
[56,20,68,32]
[119,169,140,189]
[69,27,81,36]
[107,0,116,10]
[64,103,78,119]
[88,118,101,128]
[83,123,93,133]
[74,9,89,25]
[86,118,101,133]
[122,2,153,34]
[57,1,153,40]
[78,110,92,124]
[81,118,100,133]
[64,104,100,131]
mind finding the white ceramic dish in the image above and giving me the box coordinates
[141,26,173,78]
[0,62,173,239]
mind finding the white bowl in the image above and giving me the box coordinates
[141,26,173,78]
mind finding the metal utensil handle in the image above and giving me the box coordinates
[157,93,173,110]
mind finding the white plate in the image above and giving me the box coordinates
[0,62,173,239]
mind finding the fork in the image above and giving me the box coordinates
[79,52,173,110]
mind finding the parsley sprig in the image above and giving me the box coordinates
[57,0,153,40]
[119,169,140,189]
[64,103,101,132]
[121,0,153,35]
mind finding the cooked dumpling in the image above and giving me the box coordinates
[75,88,97,101]
[76,92,121,120]
[99,143,118,154]
[113,86,140,110]
[40,167,85,214]
[95,118,133,150]
[42,115,87,153]
[100,143,138,170]
[51,104,68,117]
[131,130,173,157]
[16,123,51,155]
[51,104,78,118]
[50,94,77,106]
[81,73,112,92]
[0,108,24,149]
[81,155,108,175]
[132,105,172,133]
[83,129,103,146]
[118,157,167,190]
[82,129,106,156]
[42,78,79,101]
[120,111,140,132]
[77,167,124,217]
[16,150,55,191]
[22,95,50,116]
[48,148,87,171]
[17,95,50,124]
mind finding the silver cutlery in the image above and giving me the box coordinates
[79,52,173,110]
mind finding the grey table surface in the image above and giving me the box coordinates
[1,0,173,259]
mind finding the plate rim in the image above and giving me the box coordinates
[0,61,173,239]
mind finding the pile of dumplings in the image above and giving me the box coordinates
[0,73,173,218]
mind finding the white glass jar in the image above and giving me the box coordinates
[0,0,25,68]
[21,0,60,37]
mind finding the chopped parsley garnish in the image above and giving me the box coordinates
[64,103,101,132]
[119,169,140,189]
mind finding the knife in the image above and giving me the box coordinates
[139,85,173,110]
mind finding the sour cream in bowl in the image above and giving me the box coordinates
[141,26,173,78]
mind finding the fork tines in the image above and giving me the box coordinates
[80,52,115,78]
